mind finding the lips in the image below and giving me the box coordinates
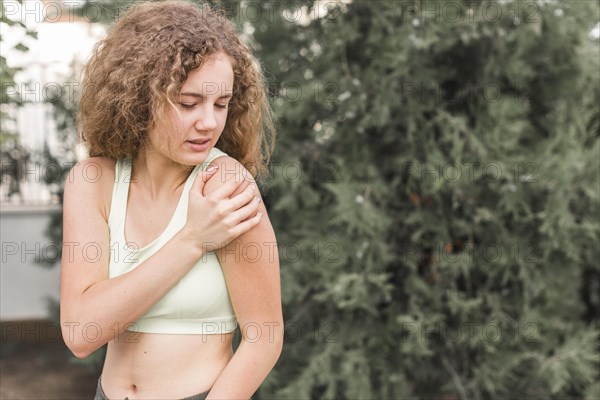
[185,138,211,152]
[187,138,210,144]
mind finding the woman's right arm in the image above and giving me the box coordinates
[59,158,260,358]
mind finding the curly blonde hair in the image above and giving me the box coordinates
[78,0,276,180]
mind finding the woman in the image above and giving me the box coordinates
[59,1,283,399]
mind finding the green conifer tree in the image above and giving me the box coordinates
[250,1,600,398]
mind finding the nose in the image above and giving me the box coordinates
[194,106,218,131]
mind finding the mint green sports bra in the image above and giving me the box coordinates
[107,147,237,334]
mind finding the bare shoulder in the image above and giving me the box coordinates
[64,156,117,222]
[203,155,261,199]
[203,154,275,241]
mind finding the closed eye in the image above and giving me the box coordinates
[179,103,228,110]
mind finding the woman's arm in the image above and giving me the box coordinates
[204,156,284,400]
[59,157,255,358]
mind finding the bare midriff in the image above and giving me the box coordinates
[100,330,234,399]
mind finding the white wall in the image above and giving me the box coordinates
[0,206,61,320]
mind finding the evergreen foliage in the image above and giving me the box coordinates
[249,1,600,398]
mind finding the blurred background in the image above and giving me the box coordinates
[1,0,599,399]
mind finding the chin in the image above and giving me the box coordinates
[179,150,213,166]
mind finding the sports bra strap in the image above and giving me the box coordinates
[108,148,229,236]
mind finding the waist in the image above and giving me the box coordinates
[102,331,234,397]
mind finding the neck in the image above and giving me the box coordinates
[131,148,194,201]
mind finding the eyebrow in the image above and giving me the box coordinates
[179,92,233,100]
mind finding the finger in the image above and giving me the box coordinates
[231,180,250,199]
[221,184,258,213]
[209,176,250,201]
[191,163,219,197]
[229,211,263,238]
[226,194,261,225]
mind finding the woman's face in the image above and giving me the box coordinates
[147,51,234,166]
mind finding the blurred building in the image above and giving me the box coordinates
[1,0,104,206]
[1,0,104,323]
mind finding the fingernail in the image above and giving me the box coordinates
[207,165,218,173]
